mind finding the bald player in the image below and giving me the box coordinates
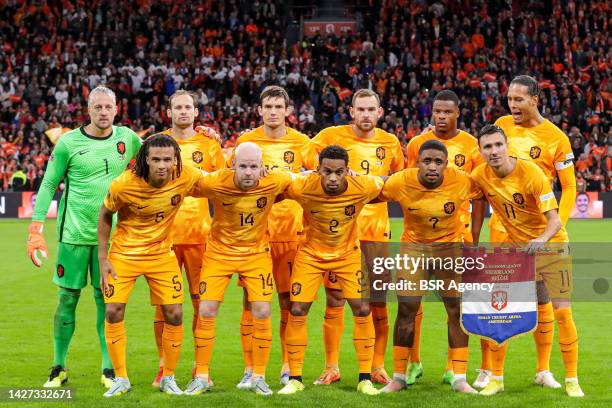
[404,90,485,386]
[481,75,577,390]
[229,86,310,388]
[278,145,383,396]
[379,140,484,395]
[184,142,295,396]
[152,90,225,386]
[303,89,404,385]
[472,125,583,398]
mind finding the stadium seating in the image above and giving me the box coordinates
[0,1,609,191]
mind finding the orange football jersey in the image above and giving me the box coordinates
[196,169,295,259]
[380,167,477,243]
[162,129,225,245]
[104,166,204,258]
[284,173,383,260]
[471,159,568,243]
[405,129,483,171]
[303,125,404,241]
[405,129,483,231]
[228,126,310,242]
[490,116,574,232]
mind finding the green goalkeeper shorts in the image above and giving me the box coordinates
[54,242,100,289]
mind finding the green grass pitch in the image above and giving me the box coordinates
[1,218,610,407]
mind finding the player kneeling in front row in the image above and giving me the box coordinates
[98,134,212,397]
[378,140,485,394]
[278,145,383,396]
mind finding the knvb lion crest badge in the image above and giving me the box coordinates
[444,201,455,214]
[257,197,267,208]
[104,284,115,298]
[116,141,126,160]
[345,205,356,217]
[171,194,182,206]
[283,150,295,164]
[530,146,541,159]
[192,150,203,164]
[513,193,525,205]
[491,290,508,311]
[376,147,386,160]
[454,154,466,167]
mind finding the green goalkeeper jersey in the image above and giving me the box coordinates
[33,125,141,245]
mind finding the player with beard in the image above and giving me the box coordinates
[302,89,404,386]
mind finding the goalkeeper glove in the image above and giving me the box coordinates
[27,221,48,267]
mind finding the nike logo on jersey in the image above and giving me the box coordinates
[407,208,418,211]
[172,294,181,299]
[171,343,181,348]
[78,150,89,155]
[112,339,121,344]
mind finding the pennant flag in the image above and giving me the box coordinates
[461,247,537,345]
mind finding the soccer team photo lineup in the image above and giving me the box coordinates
[1,0,610,406]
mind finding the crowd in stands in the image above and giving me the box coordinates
[0,0,610,192]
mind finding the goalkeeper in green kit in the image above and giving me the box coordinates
[27,86,141,388]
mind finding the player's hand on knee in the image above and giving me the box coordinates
[27,221,47,267]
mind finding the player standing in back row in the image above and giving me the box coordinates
[480,75,578,391]
[472,125,583,398]
[151,90,224,386]
[27,86,141,388]
[303,89,404,385]
[230,86,310,388]
[404,90,484,386]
